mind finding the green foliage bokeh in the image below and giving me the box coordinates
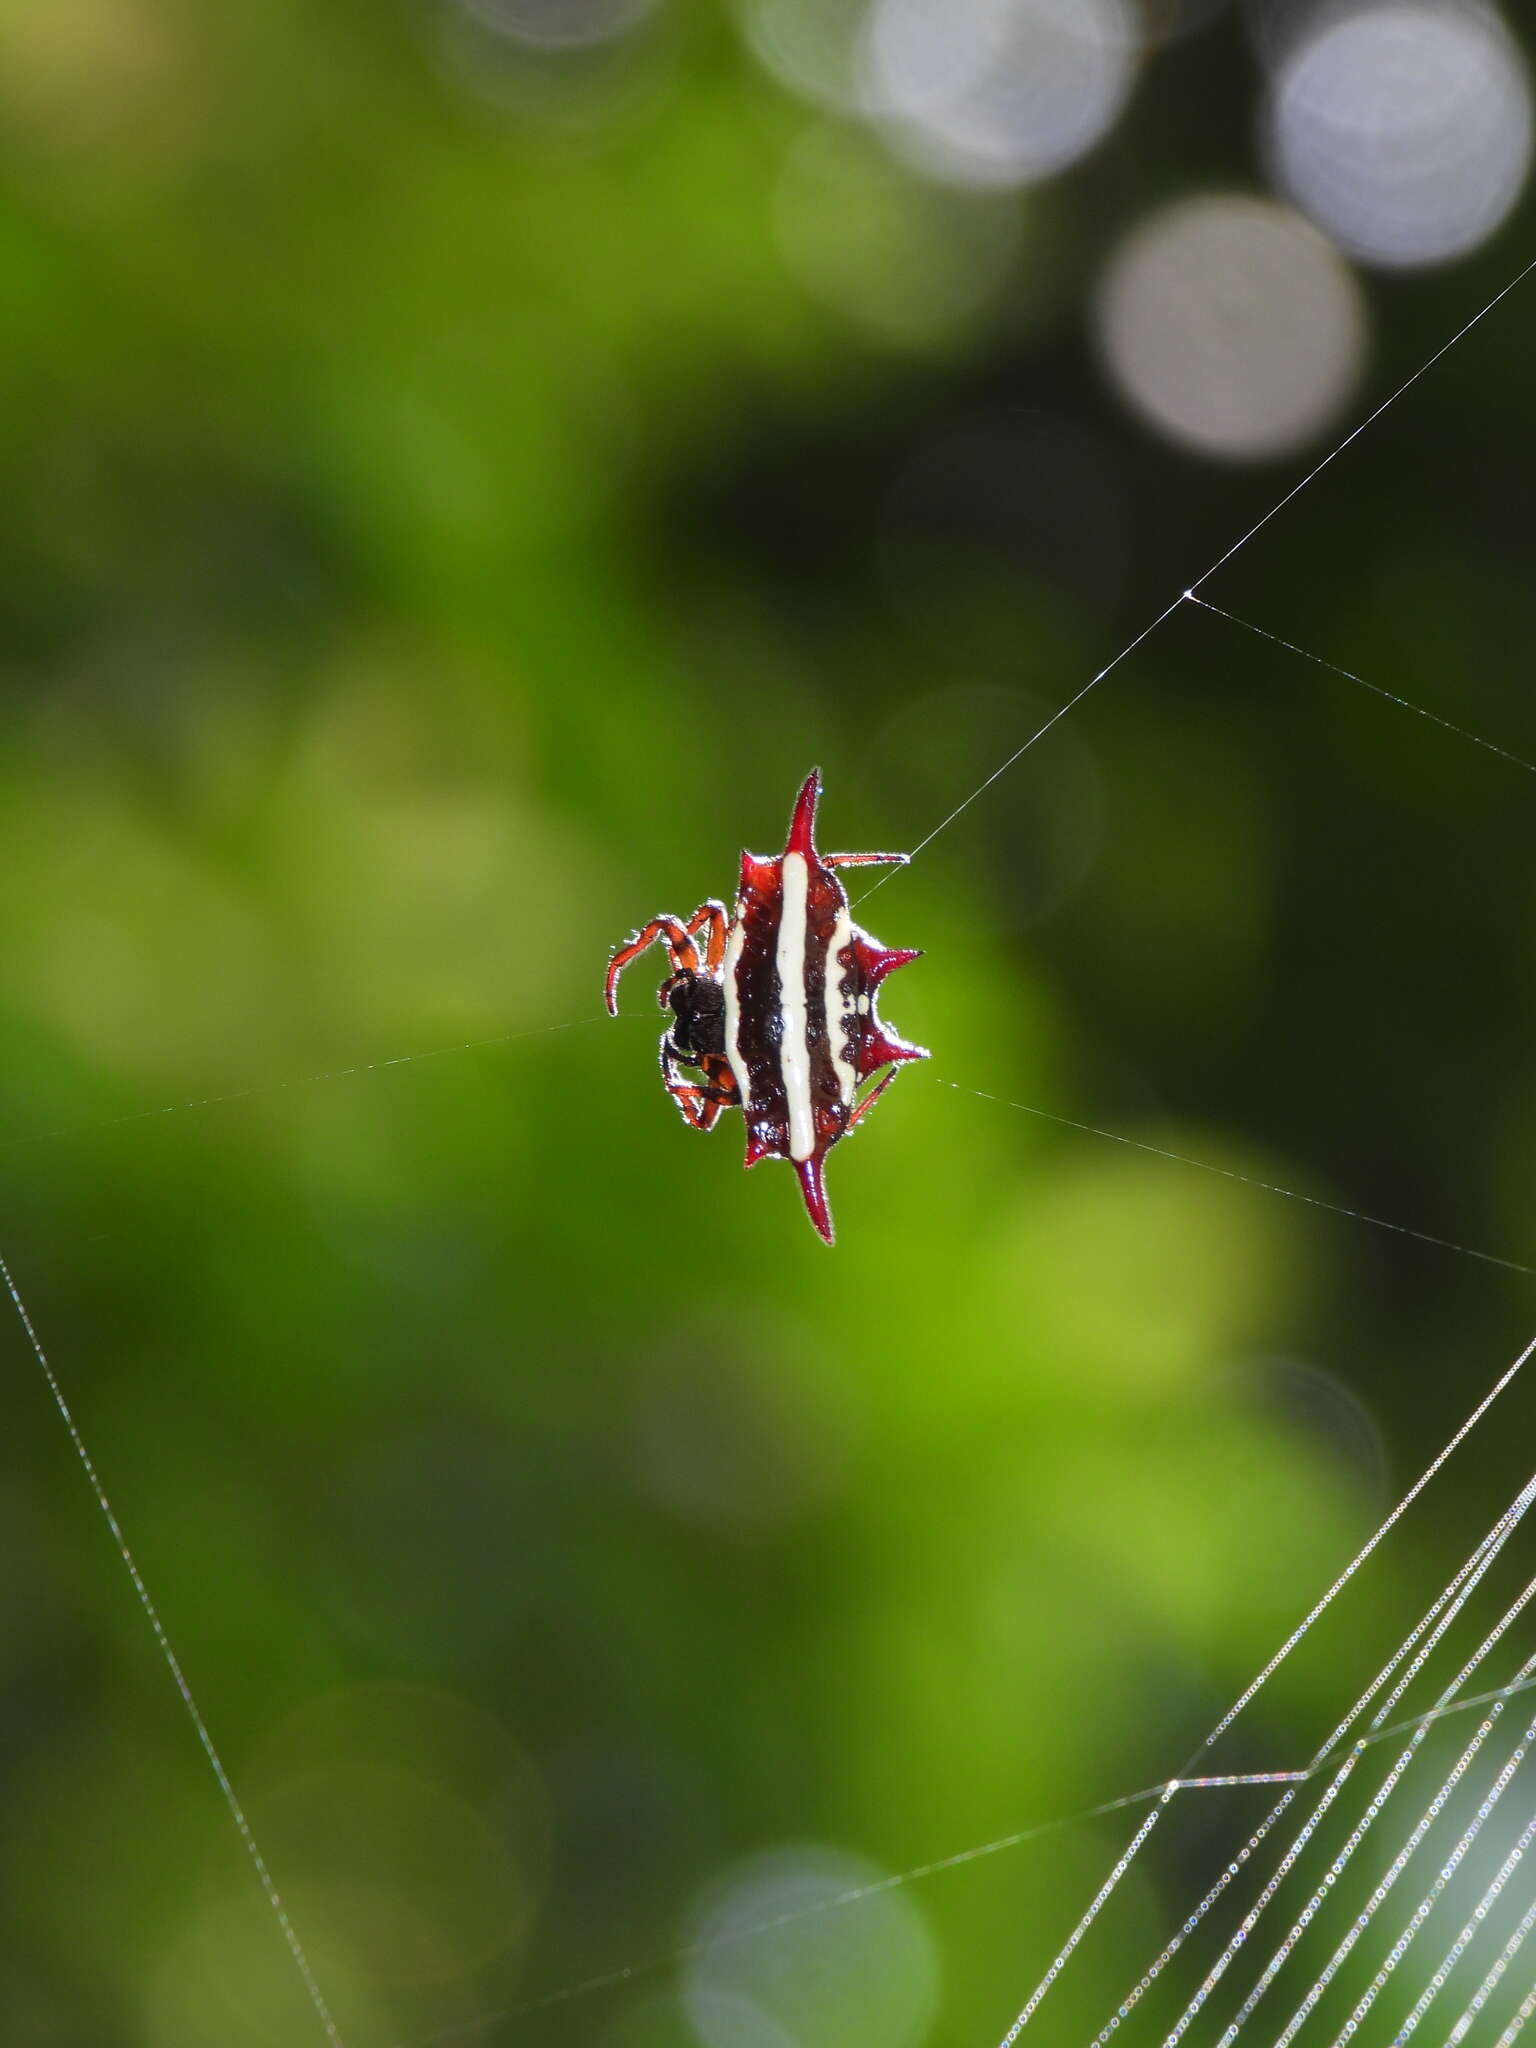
[2,2,1535,2043]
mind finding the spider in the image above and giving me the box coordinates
[605,769,927,1244]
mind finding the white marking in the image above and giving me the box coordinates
[776,853,815,1162]
[825,906,857,1108]
[722,916,752,1112]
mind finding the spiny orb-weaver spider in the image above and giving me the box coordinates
[604,769,927,1244]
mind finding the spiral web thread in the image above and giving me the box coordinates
[1080,1472,1536,2039]
[990,1448,1536,2047]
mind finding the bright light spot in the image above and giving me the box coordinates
[685,1845,939,2048]
[1267,1,1532,269]
[456,0,655,49]
[739,0,868,112]
[775,123,1019,347]
[1097,193,1368,461]
[861,0,1139,190]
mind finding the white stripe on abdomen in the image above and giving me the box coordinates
[776,852,815,1161]
[723,919,752,1112]
[825,906,856,1107]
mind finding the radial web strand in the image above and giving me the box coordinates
[1185,596,1536,781]
[936,1080,1533,1276]
[855,248,1536,904]
[2,1251,345,2045]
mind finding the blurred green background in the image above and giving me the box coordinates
[3,0,1536,2041]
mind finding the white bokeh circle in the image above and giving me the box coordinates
[861,0,1139,190]
[1267,0,1532,269]
[685,1845,939,2048]
[1097,193,1369,461]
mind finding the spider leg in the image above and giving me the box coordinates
[825,852,910,870]
[659,1035,738,1132]
[847,1063,903,1130]
[605,915,700,1015]
[685,899,730,973]
[672,1086,730,1132]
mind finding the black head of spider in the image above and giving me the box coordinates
[604,770,927,1244]
[662,971,726,1064]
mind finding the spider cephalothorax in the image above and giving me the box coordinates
[659,968,726,1067]
[604,769,927,1244]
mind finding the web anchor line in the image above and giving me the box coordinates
[854,245,1536,906]
[2,1250,344,2046]
[1186,595,1536,780]
[2,1014,615,1162]
[15,270,1535,1164]
[24,237,1536,1164]
[936,1079,1533,1276]
[856,594,1188,897]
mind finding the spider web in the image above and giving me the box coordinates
[10,238,1536,2048]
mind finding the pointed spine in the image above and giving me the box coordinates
[784,768,822,860]
[739,851,777,897]
[795,1154,835,1245]
[852,938,922,988]
[857,1028,927,1079]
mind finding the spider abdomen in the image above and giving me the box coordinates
[605,769,926,1244]
[722,774,926,1241]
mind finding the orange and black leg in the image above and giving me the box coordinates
[606,901,730,1014]
[685,899,729,972]
[847,1065,901,1130]
[660,1041,738,1131]
[605,915,700,1015]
